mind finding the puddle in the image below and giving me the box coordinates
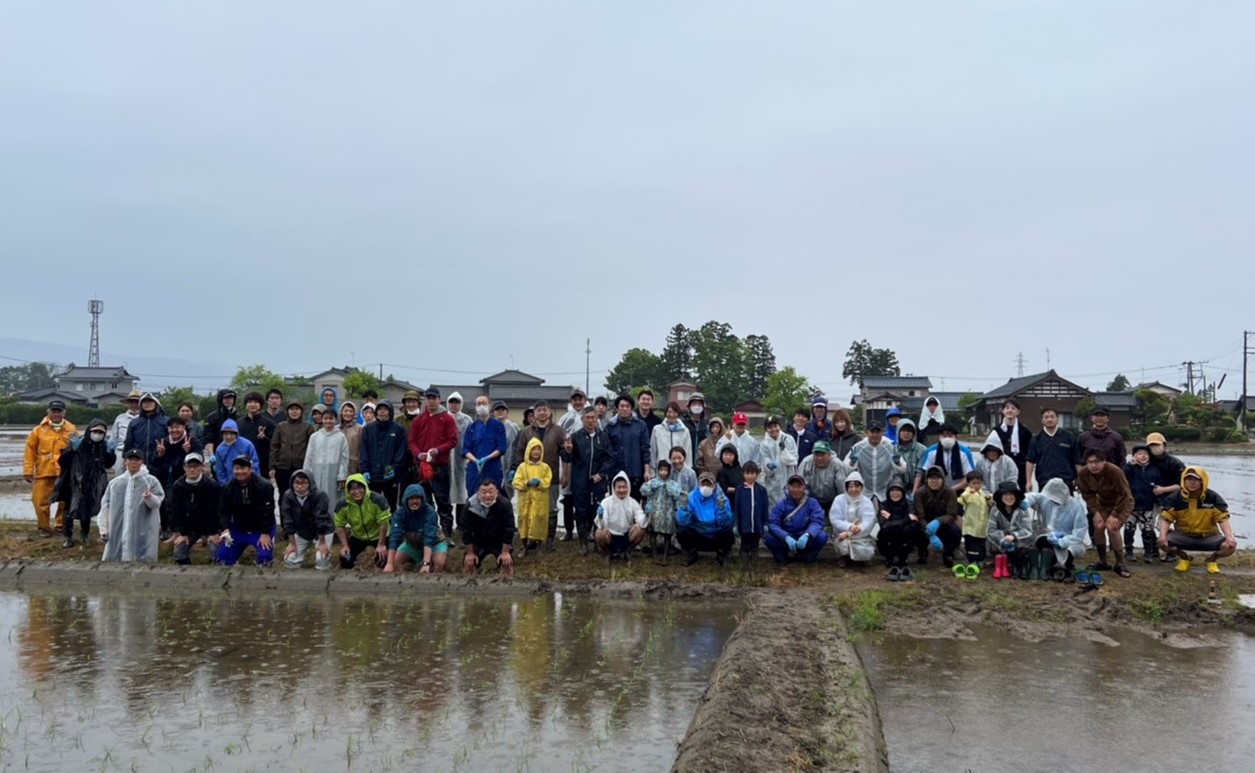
[859,624,1255,771]
[0,590,741,771]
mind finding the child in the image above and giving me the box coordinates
[732,461,769,565]
[986,481,1031,579]
[716,444,743,501]
[956,470,992,577]
[829,471,878,565]
[596,471,647,562]
[511,438,553,556]
[976,434,1019,494]
[876,482,917,580]
[669,446,698,494]
[1122,445,1163,563]
[640,459,684,564]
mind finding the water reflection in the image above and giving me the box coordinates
[862,625,1255,772]
[2,590,740,771]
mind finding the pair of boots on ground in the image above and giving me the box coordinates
[991,549,1066,580]
[1123,525,1160,564]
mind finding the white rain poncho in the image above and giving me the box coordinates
[976,432,1020,494]
[829,471,879,561]
[448,398,473,506]
[303,425,349,495]
[1024,478,1089,565]
[848,436,905,501]
[756,429,799,509]
[99,463,165,563]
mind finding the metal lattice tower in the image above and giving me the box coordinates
[88,299,103,367]
[1015,352,1027,377]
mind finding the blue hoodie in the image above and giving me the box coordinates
[212,418,260,482]
[676,485,734,537]
[314,387,339,424]
[884,408,902,444]
[388,484,442,551]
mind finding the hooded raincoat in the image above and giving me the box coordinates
[389,484,443,552]
[512,438,554,541]
[359,401,408,484]
[596,472,648,536]
[830,471,879,560]
[1024,478,1088,564]
[1160,466,1229,537]
[606,412,651,479]
[640,474,684,534]
[333,473,391,542]
[893,419,929,489]
[314,387,339,423]
[279,469,334,543]
[676,483,734,538]
[696,418,726,477]
[448,398,474,506]
[339,401,361,475]
[123,393,168,466]
[650,420,693,474]
[849,435,905,501]
[99,463,165,562]
[304,424,349,495]
[756,429,799,509]
[463,415,508,494]
[976,433,1020,494]
[203,389,239,449]
[884,407,902,444]
[212,419,260,483]
[55,419,112,528]
[986,481,1033,552]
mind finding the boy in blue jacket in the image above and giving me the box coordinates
[732,461,769,564]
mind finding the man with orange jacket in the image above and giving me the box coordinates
[23,400,78,537]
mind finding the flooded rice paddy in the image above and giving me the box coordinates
[0,590,741,771]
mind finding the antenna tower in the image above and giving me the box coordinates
[1015,352,1027,377]
[88,299,104,367]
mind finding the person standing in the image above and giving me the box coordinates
[270,400,314,499]
[409,387,459,538]
[806,397,833,441]
[556,390,587,538]
[236,392,276,478]
[991,398,1033,488]
[202,388,239,457]
[398,390,423,434]
[560,407,617,554]
[828,409,859,461]
[635,389,663,434]
[211,420,260,484]
[494,400,521,499]
[605,394,652,501]
[722,412,761,466]
[917,396,945,445]
[756,416,798,510]
[848,422,905,502]
[651,402,693,475]
[264,388,286,427]
[463,395,508,494]
[1025,408,1080,493]
[795,441,851,514]
[304,407,349,496]
[511,401,569,550]
[108,390,142,473]
[1078,406,1127,467]
[680,392,709,461]
[99,449,165,562]
[23,400,77,537]
[123,393,168,468]
[54,418,112,547]
[893,419,928,493]
[446,393,474,530]
[786,409,818,463]
[359,400,408,510]
[917,425,976,490]
[339,401,362,475]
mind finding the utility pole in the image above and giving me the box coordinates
[1015,352,1026,377]
[585,338,591,396]
[378,362,383,380]
[1045,348,1051,370]
[1242,330,1252,431]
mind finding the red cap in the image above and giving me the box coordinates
[732,412,748,425]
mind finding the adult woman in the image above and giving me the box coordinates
[339,401,361,475]
[650,402,692,473]
[696,417,726,477]
[178,401,203,442]
[829,409,859,461]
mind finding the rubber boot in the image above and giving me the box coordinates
[546,513,558,551]
[992,554,1006,579]
[1031,550,1046,581]
[1122,523,1136,563]
[577,529,589,557]
[1142,529,1157,563]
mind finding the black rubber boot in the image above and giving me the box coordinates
[1122,523,1136,561]
[1142,529,1157,563]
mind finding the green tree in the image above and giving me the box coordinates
[159,386,198,410]
[1074,396,1096,424]
[762,367,816,421]
[605,348,665,397]
[690,321,751,414]
[1107,373,1131,392]
[953,391,980,433]
[0,362,58,394]
[745,334,776,401]
[842,340,901,386]
[659,324,693,385]
[342,371,382,399]
[230,364,288,395]
[1133,389,1171,426]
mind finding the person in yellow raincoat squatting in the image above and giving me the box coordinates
[512,438,553,556]
[23,400,78,537]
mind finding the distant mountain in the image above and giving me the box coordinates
[0,337,232,392]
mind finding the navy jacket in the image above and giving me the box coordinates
[606,414,651,479]
[1122,462,1163,512]
[359,417,409,481]
[786,425,820,461]
[124,410,169,467]
[732,482,769,536]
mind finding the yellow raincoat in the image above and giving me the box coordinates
[512,438,553,541]
[24,416,77,531]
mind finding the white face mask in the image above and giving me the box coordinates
[90,431,105,442]
[476,405,490,418]
[699,485,714,497]
[690,405,704,415]
[941,438,956,450]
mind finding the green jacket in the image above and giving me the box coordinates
[333,473,391,541]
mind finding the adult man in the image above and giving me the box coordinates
[99,449,165,562]
[166,452,223,565]
[463,395,507,494]
[795,441,851,513]
[559,389,588,434]
[108,389,142,472]
[409,387,459,537]
[211,420,259,484]
[264,388,286,426]
[636,389,663,433]
[806,397,833,441]
[675,471,735,566]
[271,400,314,498]
[1078,406,1127,467]
[560,406,618,554]
[202,388,239,456]
[1025,408,1080,492]
[151,415,203,490]
[557,389,590,538]
[333,473,391,569]
[991,398,1033,488]
[605,394,652,501]
[724,412,760,466]
[446,392,474,527]
[236,392,275,476]
[894,419,928,492]
[593,396,610,429]
[764,474,828,564]
[462,479,515,576]
[123,392,168,468]
[681,392,709,461]
[1077,448,1135,577]
[849,422,905,502]
[511,401,569,549]
[280,469,334,570]
[398,390,423,433]
[786,408,818,462]
[918,425,975,490]
[1159,466,1237,574]
[359,400,409,509]
[494,401,521,491]
[216,456,277,566]
[23,400,77,537]
[757,416,799,509]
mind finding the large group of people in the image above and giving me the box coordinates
[22,387,1239,580]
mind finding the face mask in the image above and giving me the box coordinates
[690,405,704,415]
[89,431,105,442]
[476,405,490,418]
[699,485,714,497]
[407,407,420,416]
[941,438,956,450]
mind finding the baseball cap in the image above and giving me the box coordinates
[733,412,748,425]
[813,441,832,454]
[184,452,204,464]
[1145,432,1167,446]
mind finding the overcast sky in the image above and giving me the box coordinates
[2,1,1252,398]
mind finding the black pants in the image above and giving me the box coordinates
[422,465,454,539]
[375,479,399,511]
[339,536,384,569]
[677,527,735,556]
[173,532,211,564]
[572,485,607,534]
[275,468,295,499]
[877,522,917,566]
[917,520,962,560]
[739,532,761,555]
[62,506,91,539]
[562,494,575,535]
[963,535,987,564]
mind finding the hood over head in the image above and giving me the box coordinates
[291,468,316,490]
[611,470,631,494]
[85,418,108,432]
[139,392,164,414]
[220,418,240,435]
[981,432,1005,456]
[402,483,427,507]
[374,400,395,423]
[919,398,945,426]
[523,436,545,460]
[708,416,725,433]
[1181,465,1209,495]
[924,465,946,481]
[344,472,371,496]
[719,443,739,465]
[886,407,902,419]
[895,418,918,444]
[844,470,865,492]
[1042,478,1071,505]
